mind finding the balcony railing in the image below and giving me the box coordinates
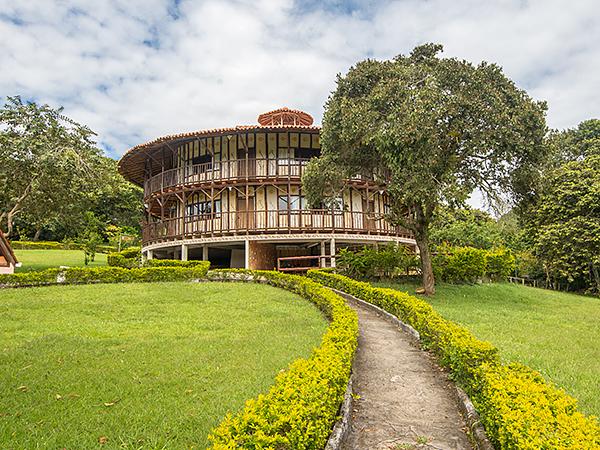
[145,158,311,197]
[142,209,413,244]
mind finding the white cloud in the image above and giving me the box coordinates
[0,0,599,162]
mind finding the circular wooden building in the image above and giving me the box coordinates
[118,107,415,270]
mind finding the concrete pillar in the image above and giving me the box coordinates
[181,244,188,261]
[320,241,326,268]
[330,237,336,268]
[146,249,153,260]
[202,245,209,261]
[244,239,250,269]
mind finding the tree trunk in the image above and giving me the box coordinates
[33,227,43,241]
[6,211,14,237]
[415,225,436,295]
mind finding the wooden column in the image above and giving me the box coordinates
[202,245,209,261]
[181,244,188,261]
[330,237,336,268]
[245,239,250,269]
[320,241,326,268]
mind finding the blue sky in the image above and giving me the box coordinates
[1,0,599,161]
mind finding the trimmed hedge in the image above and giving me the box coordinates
[308,270,600,449]
[0,265,210,287]
[107,247,142,268]
[433,246,516,283]
[206,269,358,449]
[10,240,116,253]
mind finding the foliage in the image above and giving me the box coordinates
[0,96,142,242]
[107,246,141,268]
[472,363,600,449]
[484,248,516,280]
[0,282,326,448]
[432,245,515,283]
[10,240,115,253]
[303,43,547,294]
[207,270,358,449]
[336,244,419,279]
[530,153,600,293]
[430,207,526,251]
[0,96,100,236]
[0,264,210,287]
[309,271,600,449]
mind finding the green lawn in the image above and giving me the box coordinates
[14,249,108,272]
[375,280,600,417]
[0,282,327,448]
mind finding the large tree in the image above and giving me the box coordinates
[0,96,101,236]
[303,44,547,294]
[528,120,600,293]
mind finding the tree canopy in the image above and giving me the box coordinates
[0,96,142,241]
[527,120,600,293]
[303,43,548,293]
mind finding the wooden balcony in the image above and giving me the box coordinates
[142,209,413,244]
[145,158,311,197]
[144,158,388,197]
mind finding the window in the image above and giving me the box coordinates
[190,152,221,172]
[295,148,320,160]
[384,204,391,215]
[186,199,221,216]
[278,195,305,211]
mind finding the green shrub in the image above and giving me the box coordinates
[432,245,516,283]
[307,270,600,449]
[0,268,61,286]
[471,363,600,449]
[484,248,516,280]
[207,269,358,449]
[434,246,487,283]
[145,259,209,268]
[107,247,142,268]
[336,244,419,279]
[0,265,210,287]
[107,253,139,268]
[119,246,141,259]
[10,240,115,253]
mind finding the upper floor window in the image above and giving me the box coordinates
[190,152,221,172]
[295,148,320,160]
[278,195,306,211]
[186,199,221,216]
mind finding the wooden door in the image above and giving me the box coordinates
[236,196,255,230]
[237,148,256,178]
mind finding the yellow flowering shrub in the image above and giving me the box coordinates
[307,270,600,449]
[207,270,358,449]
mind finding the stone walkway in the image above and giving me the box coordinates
[342,297,473,450]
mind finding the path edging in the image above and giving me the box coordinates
[330,288,495,450]
[325,375,353,449]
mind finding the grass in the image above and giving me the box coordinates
[0,282,327,448]
[14,249,108,272]
[375,279,600,417]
